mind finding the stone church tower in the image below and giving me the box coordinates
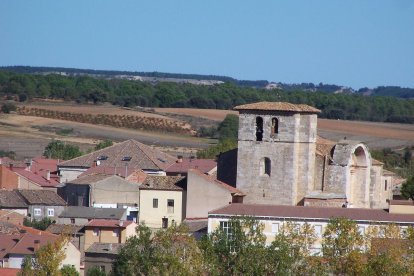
[234,102,321,205]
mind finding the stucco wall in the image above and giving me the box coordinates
[139,189,182,228]
[91,177,139,206]
[186,170,233,219]
[61,241,81,272]
[59,167,87,183]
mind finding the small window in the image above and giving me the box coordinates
[220,221,232,237]
[47,208,54,217]
[34,208,41,216]
[256,117,263,141]
[113,229,119,237]
[271,223,279,234]
[162,217,168,229]
[122,156,132,161]
[93,228,100,236]
[167,199,174,213]
[385,180,388,191]
[358,226,365,235]
[261,157,271,176]
[70,218,75,224]
[271,118,279,135]
[314,225,322,236]
[153,198,158,208]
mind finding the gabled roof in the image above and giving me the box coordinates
[86,219,133,228]
[209,203,414,224]
[58,139,176,171]
[46,224,84,235]
[11,167,60,188]
[59,206,126,220]
[166,158,217,174]
[78,166,142,179]
[189,169,245,196]
[139,175,185,191]
[8,233,57,255]
[18,190,66,206]
[67,173,114,185]
[0,191,27,208]
[85,242,123,255]
[234,102,321,113]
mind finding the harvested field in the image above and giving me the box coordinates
[154,108,238,121]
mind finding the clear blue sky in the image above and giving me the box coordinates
[1,1,413,89]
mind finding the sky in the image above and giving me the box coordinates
[1,1,413,89]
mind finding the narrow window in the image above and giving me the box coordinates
[153,198,158,208]
[113,229,119,237]
[167,199,174,213]
[70,218,75,224]
[314,225,322,237]
[162,217,168,228]
[261,157,271,176]
[93,228,100,236]
[384,180,388,191]
[271,118,279,135]
[47,208,54,217]
[271,223,279,234]
[256,117,263,141]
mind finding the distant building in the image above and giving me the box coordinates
[84,243,123,275]
[58,206,127,225]
[165,157,217,176]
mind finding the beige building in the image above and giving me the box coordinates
[84,219,137,250]
[186,169,244,219]
[139,176,186,229]
[208,203,414,254]
[233,102,395,209]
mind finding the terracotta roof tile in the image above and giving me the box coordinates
[315,136,336,157]
[0,268,20,276]
[18,190,66,206]
[46,224,84,235]
[86,219,133,228]
[78,166,141,178]
[0,191,27,208]
[11,167,60,188]
[59,139,176,171]
[8,233,57,255]
[234,102,321,113]
[209,203,414,223]
[166,159,217,174]
[140,176,185,191]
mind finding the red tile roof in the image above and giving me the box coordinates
[166,159,217,174]
[8,233,58,255]
[0,268,20,276]
[86,219,133,228]
[140,175,185,191]
[209,203,414,224]
[189,169,245,195]
[234,102,321,113]
[11,167,60,188]
[78,166,141,178]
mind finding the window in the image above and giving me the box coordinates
[113,229,119,237]
[153,198,158,208]
[220,221,232,237]
[34,208,41,216]
[167,199,174,213]
[271,223,279,234]
[93,228,100,236]
[314,225,322,236]
[47,208,54,217]
[70,218,75,224]
[256,117,263,141]
[162,217,168,229]
[260,157,271,176]
[358,226,365,235]
[271,118,279,135]
[385,180,388,191]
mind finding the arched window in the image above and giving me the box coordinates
[256,117,263,141]
[271,118,279,135]
[260,157,271,176]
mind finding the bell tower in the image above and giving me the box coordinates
[234,102,320,205]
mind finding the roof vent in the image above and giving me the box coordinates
[122,156,132,161]
[97,156,108,161]
[158,158,166,163]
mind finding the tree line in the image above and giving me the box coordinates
[1,71,414,123]
[111,217,414,276]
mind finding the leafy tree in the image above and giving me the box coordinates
[217,114,239,142]
[43,140,83,160]
[401,176,414,200]
[322,217,364,275]
[94,139,113,150]
[23,217,53,231]
[60,265,80,276]
[86,267,105,276]
[196,139,237,159]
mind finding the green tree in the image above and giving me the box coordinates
[86,267,105,276]
[217,114,239,142]
[60,265,80,276]
[401,176,414,200]
[1,102,17,113]
[23,217,53,231]
[43,140,83,160]
[322,217,364,275]
[197,139,237,159]
[94,139,113,150]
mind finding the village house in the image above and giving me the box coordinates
[165,157,217,176]
[83,219,136,250]
[18,190,66,221]
[0,191,28,216]
[58,139,177,182]
[139,175,186,229]
[208,203,414,254]
[84,243,123,275]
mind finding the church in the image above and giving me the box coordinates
[226,101,394,209]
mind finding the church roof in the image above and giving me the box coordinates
[315,136,335,157]
[233,102,321,113]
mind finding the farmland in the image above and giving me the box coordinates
[1,103,413,160]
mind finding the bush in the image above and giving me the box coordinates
[1,102,17,113]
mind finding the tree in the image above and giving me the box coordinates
[217,114,239,142]
[23,217,53,231]
[196,139,237,159]
[322,217,364,275]
[19,235,69,276]
[43,140,83,160]
[86,267,105,276]
[401,176,414,200]
[60,265,80,276]
[1,102,17,113]
[94,139,113,150]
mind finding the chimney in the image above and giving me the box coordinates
[34,239,41,251]
[46,170,50,181]
[177,156,183,163]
